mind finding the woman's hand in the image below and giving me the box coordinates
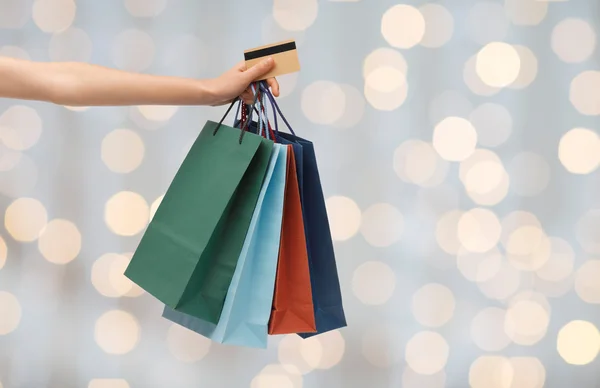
[206,58,280,106]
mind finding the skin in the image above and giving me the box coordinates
[0,56,279,107]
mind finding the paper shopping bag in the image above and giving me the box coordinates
[276,134,347,338]
[240,112,347,337]
[163,144,287,348]
[125,120,273,324]
[268,146,316,335]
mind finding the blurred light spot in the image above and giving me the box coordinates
[125,0,167,17]
[326,196,361,241]
[381,5,425,49]
[302,81,346,125]
[363,48,407,79]
[464,55,501,96]
[88,379,130,388]
[416,185,460,217]
[506,226,551,271]
[5,197,47,242]
[471,307,511,351]
[0,0,30,28]
[364,81,408,111]
[501,211,542,247]
[104,191,149,236]
[478,261,521,300]
[362,323,404,367]
[32,0,76,33]
[559,128,600,173]
[458,208,501,253]
[280,331,344,372]
[476,42,521,88]
[0,291,21,335]
[469,103,512,147]
[405,331,449,375]
[393,140,449,187]
[0,236,6,270]
[92,251,141,298]
[272,0,318,32]
[402,367,446,388]
[0,152,38,198]
[101,129,145,173]
[575,259,600,304]
[137,106,178,122]
[94,310,140,354]
[467,2,509,44]
[310,331,345,369]
[332,84,365,129]
[412,283,455,327]
[278,335,318,375]
[0,105,43,151]
[38,219,81,264]
[366,66,406,93]
[469,356,513,388]
[557,320,600,365]
[504,299,549,345]
[433,117,477,162]
[577,210,600,254]
[419,4,453,48]
[251,364,303,388]
[504,0,547,26]
[436,210,464,255]
[509,357,546,388]
[535,237,574,282]
[508,45,539,89]
[0,46,30,59]
[360,203,403,247]
[167,324,211,362]
[353,261,395,305]
[150,194,164,220]
[429,90,472,126]
[112,29,155,72]
[457,247,502,283]
[49,27,92,62]
[509,290,551,315]
[569,72,600,116]
[509,152,550,196]
[551,18,596,63]
[460,150,509,206]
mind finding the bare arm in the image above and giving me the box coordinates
[0,56,278,107]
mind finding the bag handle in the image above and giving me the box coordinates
[212,82,261,144]
[250,84,273,140]
[259,81,296,137]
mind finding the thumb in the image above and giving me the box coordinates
[243,57,275,82]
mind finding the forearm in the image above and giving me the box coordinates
[0,57,216,106]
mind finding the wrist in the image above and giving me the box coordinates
[196,78,220,106]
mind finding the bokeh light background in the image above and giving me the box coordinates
[1,0,600,387]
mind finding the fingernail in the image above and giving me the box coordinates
[264,57,274,64]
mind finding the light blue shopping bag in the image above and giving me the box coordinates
[163,143,287,348]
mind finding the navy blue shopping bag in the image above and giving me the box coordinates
[239,85,347,337]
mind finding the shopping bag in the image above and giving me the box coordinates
[125,96,274,324]
[257,84,347,337]
[163,94,287,348]
[268,146,317,335]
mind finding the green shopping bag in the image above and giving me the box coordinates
[125,97,274,324]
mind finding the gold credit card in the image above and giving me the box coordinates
[244,39,300,81]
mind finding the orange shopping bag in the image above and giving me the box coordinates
[268,147,317,334]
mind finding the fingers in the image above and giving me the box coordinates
[242,57,275,82]
[266,77,280,97]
